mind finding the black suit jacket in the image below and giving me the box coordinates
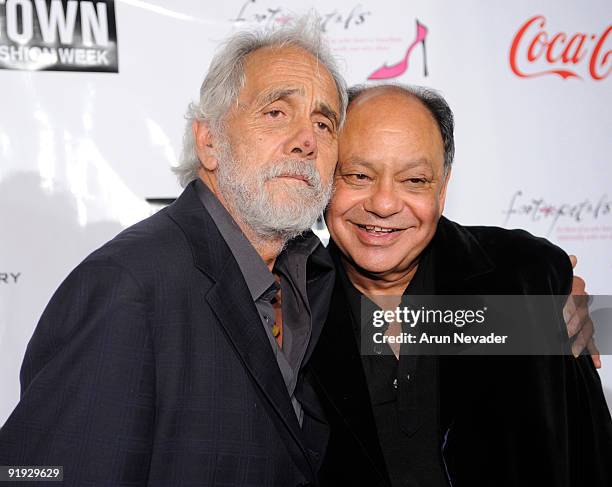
[310,216,612,487]
[0,181,335,487]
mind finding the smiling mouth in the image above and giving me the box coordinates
[355,223,404,234]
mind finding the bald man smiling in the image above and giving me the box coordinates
[308,84,612,487]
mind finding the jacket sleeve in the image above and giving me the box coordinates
[443,235,612,487]
[550,246,612,485]
[541,238,573,296]
[513,242,612,486]
[0,257,155,486]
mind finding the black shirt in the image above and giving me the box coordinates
[336,246,450,487]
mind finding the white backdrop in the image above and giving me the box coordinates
[1,0,610,425]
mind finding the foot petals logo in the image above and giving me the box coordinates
[368,19,428,80]
[509,15,611,81]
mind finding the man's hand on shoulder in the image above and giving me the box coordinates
[563,255,601,368]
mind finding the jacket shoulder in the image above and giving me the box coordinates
[465,223,564,260]
[443,218,572,294]
[81,208,192,283]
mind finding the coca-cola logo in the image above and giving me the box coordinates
[509,15,611,81]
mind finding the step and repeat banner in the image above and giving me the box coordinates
[0,0,610,423]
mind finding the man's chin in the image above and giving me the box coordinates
[255,209,321,237]
[266,186,320,205]
[266,198,326,220]
[350,255,404,277]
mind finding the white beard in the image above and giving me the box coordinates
[215,137,334,241]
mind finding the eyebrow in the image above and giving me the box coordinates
[342,157,432,171]
[255,88,303,108]
[341,157,377,170]
[255,87,339,129]
[316,102,339,130]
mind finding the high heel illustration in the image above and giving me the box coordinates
[368,19,429,80]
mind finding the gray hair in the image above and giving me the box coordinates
[174,15,348,187]
[347,84,455,173]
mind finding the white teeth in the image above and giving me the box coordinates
[363,225,394,233]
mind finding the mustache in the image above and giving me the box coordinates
[261,159,322,187]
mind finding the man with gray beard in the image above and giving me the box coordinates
[0,18,345,487]
[214,136,333,240]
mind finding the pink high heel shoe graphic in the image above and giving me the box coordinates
[368,19,429,80]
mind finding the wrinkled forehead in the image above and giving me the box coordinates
[345,90,436,132]
[339,92,444,170]
[240,46,340,107]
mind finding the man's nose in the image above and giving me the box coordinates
[284,119,317,159]
[364,180,403,218]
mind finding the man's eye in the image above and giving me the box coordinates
[345,173,370,182]
[405,178,427,185]
[315,121,331,132]
[265,109,283,118]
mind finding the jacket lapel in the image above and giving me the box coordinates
[294,239,336,429]
[428,216,498,441]
[167,182,315,480]
[206,270,314,476]
[303,241,336,367]
[431,216,495,292]
[310,272,390,483]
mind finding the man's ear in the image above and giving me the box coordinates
[438,166,452,215]
[193,120,218,171]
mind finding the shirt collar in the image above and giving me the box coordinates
[330,239,435,338]
[195,179,275,301]
[195,179,322,300]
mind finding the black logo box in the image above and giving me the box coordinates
[0,0,118,72]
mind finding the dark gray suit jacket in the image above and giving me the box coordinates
[0,181,335,487]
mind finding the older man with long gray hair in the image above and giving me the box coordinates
[0,17,345,487]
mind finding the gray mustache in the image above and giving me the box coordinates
[261,159,321,186]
